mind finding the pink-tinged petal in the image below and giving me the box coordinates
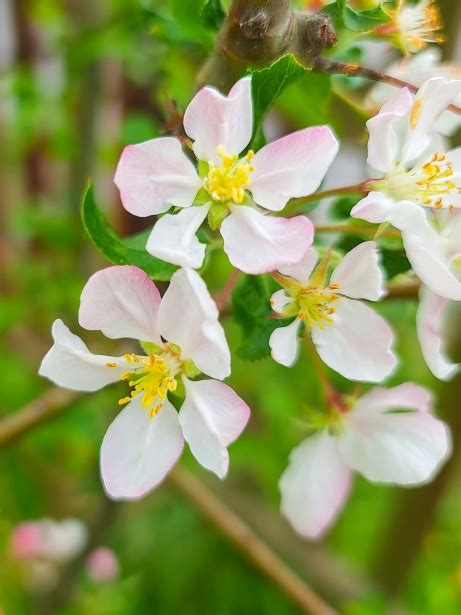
[79,266,162,343]
[179,378,250,479]
[279,248,319,285]
[269,318,302,367]
[39,320,128,392]
[10,523,42,559]
[311,298,397,382]
[270,289,294,314]
[146,204,210,269]
[339,389,451,485]
[158,268,230,379]
[367,87,413,173]
[184,77,252,164]
[351,192,396,225]
[416,287,459,381]
[100,397,184,500]
[279,432,352,540]
[86,547,119,583]
[403,230,461,301]
[221,207,313,275]
[355,382,433,415]
[114,137,201,216]
[250,126,339,211]
[402,78,461,165]
[37,520,88,563]
[331,242,385,301]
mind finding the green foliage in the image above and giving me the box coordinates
[249,55,308,148]
[81,182,177,281]
[329,0,391,32]
[201,0,225,29]
[232,275,289,361]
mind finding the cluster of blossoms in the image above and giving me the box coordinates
[40,41,461,538]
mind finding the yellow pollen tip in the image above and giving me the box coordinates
[106,362,117,368]
[204,146,254,204]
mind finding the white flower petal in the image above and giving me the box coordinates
[221,207,313,274]
[279,432,352,539]
[270,289,294,314]
[100,397,184,500]
[279,248,319,286]
[366,87,413,173]
[179,378,250,479]
[351,192,396,225]
[79,266,162,343]
[184,77,253,164]
[339,388,451,485]
[251,126,339,211]
[114,137,201,216]
[331,241,385,301]
[146,204,210,269]
[39,320,128,392]
[158,268,230,380]
[311,297,397,382]
[269,318,302,367]
[416,287,459,381]
[355,382,433,415]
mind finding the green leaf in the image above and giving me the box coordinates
[336,0,391,32]
[81,182,177,281]
[201,0,225,29]
[168,0,214,46]
[232,275,289,361]
[249,55,308,149]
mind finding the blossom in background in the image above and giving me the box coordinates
[11,518,87,564]
[269,241,397,382]
[114,76,339,274]
[366,48,461,137]
[417,286,460,380]
[377,0,445,54]
[279,383,451,539]
[86,547,120,583]
[40,266,250,499]
[352,78,461,231]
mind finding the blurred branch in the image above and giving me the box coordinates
[170,467,337,615]
[0,389,79,449]
[314,223,401,239]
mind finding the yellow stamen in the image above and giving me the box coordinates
[106,362,117,368]
[205,145,255,204]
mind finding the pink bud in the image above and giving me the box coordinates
[86,547,119,583]
[10,523,42,560]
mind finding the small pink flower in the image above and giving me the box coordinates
[40,266,250,500]
[352,78,461,231]
[86,547,119,583]
[114,76,339,274]
[269,241,397,382]
[280,383,451,539]
[11,519,87,563]
[11,523,42,560]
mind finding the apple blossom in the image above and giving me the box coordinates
[114,76,339,275]
[366,48,461,137]
[351,78,461,232]
[269,241,397,382]
[86,547,120,583]
[39,266,250,499]
[417,286,460,380]
[377,0,444,54]
[11,519,88,564]
[279,383,451,539]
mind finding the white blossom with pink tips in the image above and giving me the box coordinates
[114,76,339,274]
[39,266,250,500]
[351,78,461,231]
[269,241,397,382]
[279,383,451,539]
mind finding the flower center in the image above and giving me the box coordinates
[397,0,444,52]
[384,153,457,208]
[297,284,340,328]
[204,145,255,204]
[117,352,178,418]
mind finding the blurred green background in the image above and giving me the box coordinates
[1,0,461,613]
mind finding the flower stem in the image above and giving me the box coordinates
[314,223,401,239]
[285,181,369,214]
[216,268,241,312]
[304,333,334,409]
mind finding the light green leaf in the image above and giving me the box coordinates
[81,182,177,281]
[337,0,391,32]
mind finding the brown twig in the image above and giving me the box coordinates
[170,467,337,615]
[386,282,420,299]
[0,389,79,449]
[313,58,461,116]
[215,269,242,312]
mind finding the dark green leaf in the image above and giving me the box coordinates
[232,275,290,361]
[249,55,308,149]
[201,0,225,29]
[336,0,391,32]
[81,182,177,281]
[380,248,411,280]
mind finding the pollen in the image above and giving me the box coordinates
[410,100,423,129]
[204,145,255,204]
[118,353,178,418]
[106,362,117,368]
[297,287,339,329]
